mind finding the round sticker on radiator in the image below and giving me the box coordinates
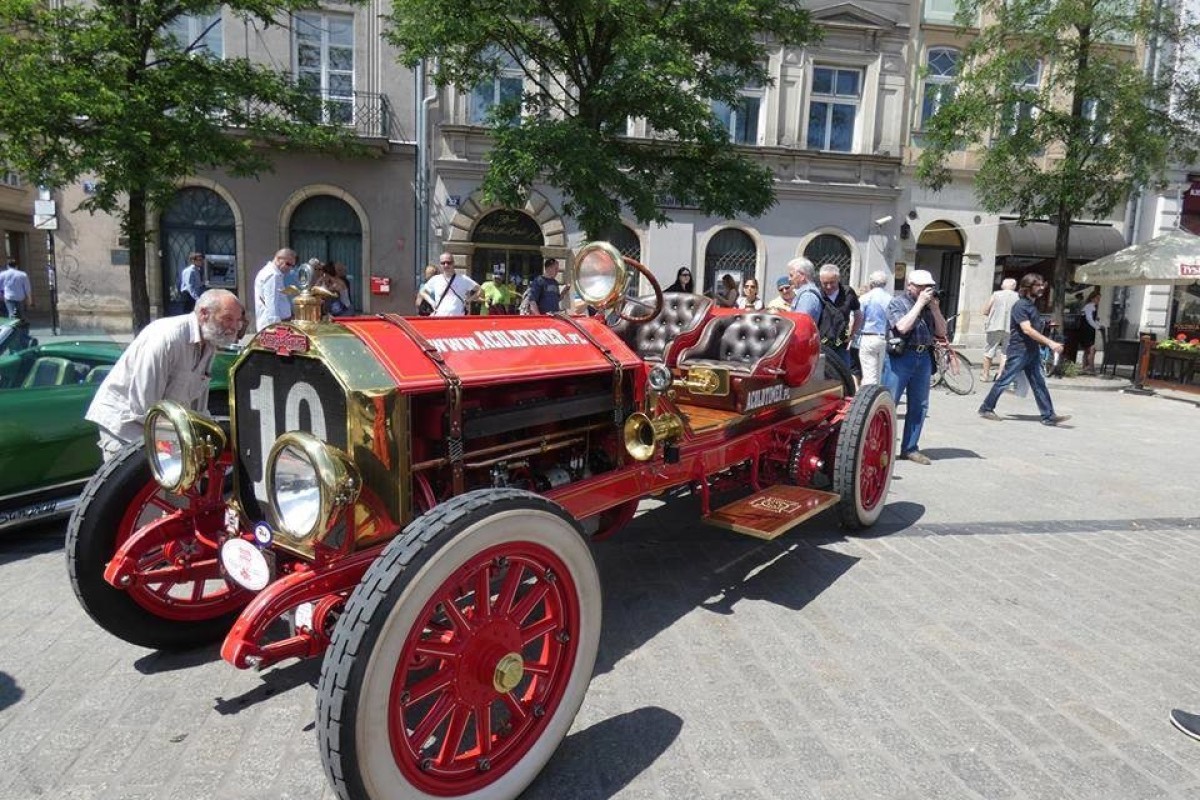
[253,522,273,546]
[220,539,271,591]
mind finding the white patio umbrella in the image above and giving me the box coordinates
[1074,229,1200,286]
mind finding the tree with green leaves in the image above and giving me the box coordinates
[0,0,364,330]
[386,0,820,240]
[915,0,1200,322]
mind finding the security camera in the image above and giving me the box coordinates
[873,215,894,227]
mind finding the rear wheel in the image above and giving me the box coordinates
[318,488,601,800]
[832,385,896,530]
[66,442,249,650]
[822,344,856,397]
[940,351,976,395]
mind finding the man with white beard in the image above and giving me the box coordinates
[86,289,245,460]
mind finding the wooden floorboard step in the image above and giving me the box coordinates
[703,484,840,540]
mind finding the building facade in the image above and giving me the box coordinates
[51,1,417,332]
[48,0,1194,342]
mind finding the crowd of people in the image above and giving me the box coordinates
[73,241,1078,470]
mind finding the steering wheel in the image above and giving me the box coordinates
[616,256,664,324]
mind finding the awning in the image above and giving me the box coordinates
[996,221,1126,262]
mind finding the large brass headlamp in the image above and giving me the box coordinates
[144,401,227,493]
[266,432,361,543]
[573,241,629,309]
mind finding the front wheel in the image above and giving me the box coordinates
[940,351,976,395]
[66,442,250,650]
[318,488,601,800]
[832,384,896,530]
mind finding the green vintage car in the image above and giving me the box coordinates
[0,324,233,530]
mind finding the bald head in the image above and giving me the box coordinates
[273,248,297,273]
[1001,278,1016,291]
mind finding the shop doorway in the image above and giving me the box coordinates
[160,187,236,315]
[915,221,964,337]
[470,210,545,290]
[288,195,363,306]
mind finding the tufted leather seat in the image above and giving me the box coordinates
[611,292,714,364]
[676,312,796,376]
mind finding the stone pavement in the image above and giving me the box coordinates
[1,383,1199,799]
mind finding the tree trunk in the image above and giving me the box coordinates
[126,190,151,332]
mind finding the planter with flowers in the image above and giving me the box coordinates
[1150,333,1200,383]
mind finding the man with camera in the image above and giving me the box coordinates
[885,269,947,465]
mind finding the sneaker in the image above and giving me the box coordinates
[978,410,1002,421]
[1171,709,1200,742]
[902,451,932,465]
[1041,414,1072,426]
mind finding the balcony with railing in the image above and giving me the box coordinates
[243,89,401,143]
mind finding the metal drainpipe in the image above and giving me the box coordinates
[415,60,439,293]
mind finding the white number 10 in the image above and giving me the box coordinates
[247,374,329,502]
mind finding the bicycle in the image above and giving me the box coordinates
[1039,321,1063,377]
[929,337,977,395]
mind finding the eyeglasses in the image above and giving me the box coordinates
[439,260,454,266]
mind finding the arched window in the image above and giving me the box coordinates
[160,187,236,313]
[599,224,643,296]
[804,234,853,285]
[704,228,756,294]
[470,209,544,287]
[289,195,363,304]
[921,48,959,129]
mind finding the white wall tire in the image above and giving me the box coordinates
[832,384,896,530]
[318,489,601,800]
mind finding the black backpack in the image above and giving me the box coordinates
[817,292,848,346]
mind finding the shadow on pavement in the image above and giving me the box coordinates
[213,657,320,715]
[920,446,982,460]
[591,494,865,676]
[524,706,683,800]
[0,522,65,565]
[0,671,22,713]
[134,643,223,675]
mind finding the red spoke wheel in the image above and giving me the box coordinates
[67,442,250,649]
[319,488,601,800]
[832,384,896,530]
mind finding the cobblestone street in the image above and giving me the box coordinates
[2,383,1199,799]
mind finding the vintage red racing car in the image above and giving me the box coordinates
[67,242,896,800]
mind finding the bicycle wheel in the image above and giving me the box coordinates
[1041,347,1058,377]
[941,351,976,395]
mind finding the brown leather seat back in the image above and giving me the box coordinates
[677,312,796,375]
[614,292,713,363]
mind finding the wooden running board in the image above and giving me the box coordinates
[703,484,840,540]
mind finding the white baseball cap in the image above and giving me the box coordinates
[908,269,937,286]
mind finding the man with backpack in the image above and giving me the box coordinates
[817,263,860,366]
[521,257,564,315]
[786,256,823,322]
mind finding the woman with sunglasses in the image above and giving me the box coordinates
[665,267,695,293]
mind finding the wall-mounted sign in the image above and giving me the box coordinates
[446,195,462,207]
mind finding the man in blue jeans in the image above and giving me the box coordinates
[978,273,1071,427]
[885,269,947,465]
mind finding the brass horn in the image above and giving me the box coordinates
[623,412,684,462]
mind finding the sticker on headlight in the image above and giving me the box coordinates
[220,539,272,592]
[253,522,273,546]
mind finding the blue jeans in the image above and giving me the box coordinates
[979,348,1056,420]
[885,348,932,455]
[4,299,23,319]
